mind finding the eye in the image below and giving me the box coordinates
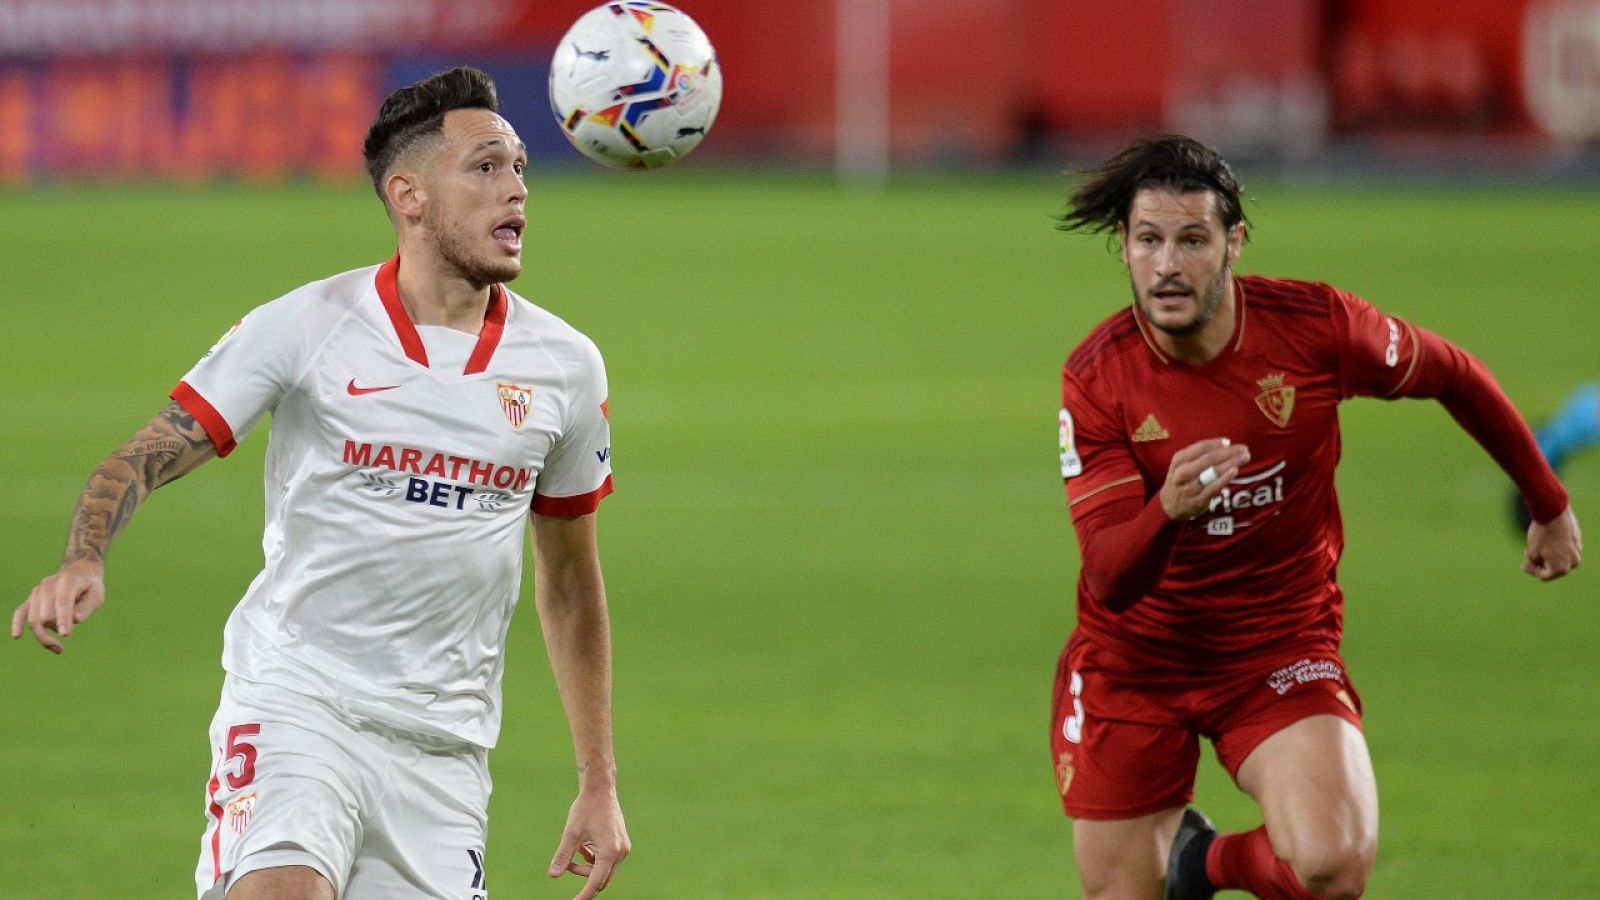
[478,161,494,173]
[513,161,526,176]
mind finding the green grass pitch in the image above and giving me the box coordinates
[1,174,1596,897]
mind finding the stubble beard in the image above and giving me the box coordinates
[1135,261,1229,338]
[424,202,521,288]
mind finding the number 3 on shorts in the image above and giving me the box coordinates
[223,724,262,790]
[1062,671,1085,744]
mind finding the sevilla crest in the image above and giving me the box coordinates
[225,791,257,834]
[497,382,533,429]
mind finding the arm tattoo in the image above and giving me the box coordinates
[63,402,218,565]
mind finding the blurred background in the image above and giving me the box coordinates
[2,0,1598,182]
[2,2,1597,898]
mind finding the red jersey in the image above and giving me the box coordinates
[1060,274,1565,669]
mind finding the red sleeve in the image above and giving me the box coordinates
[1071,492,1184,613]
[1061,366,1181,612]
[1333,289,1568,523]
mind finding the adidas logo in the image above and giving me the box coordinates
[1131,414,1169,442]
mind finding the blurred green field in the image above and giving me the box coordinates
[1,174,1596,898]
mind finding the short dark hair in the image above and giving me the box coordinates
[1058,134,1249,237]
[362,66,500,200]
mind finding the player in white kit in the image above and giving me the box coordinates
[12,67,630,899]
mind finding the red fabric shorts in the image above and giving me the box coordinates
[1049,633,1363,820]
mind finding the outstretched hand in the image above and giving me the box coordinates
[1524,505,1581,581]
[12,560,105,654]
[549,785,630,899]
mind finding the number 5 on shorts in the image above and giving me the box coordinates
[223,724,261,790]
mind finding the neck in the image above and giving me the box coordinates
[394,241,494,335]
[1154,275,1237,364]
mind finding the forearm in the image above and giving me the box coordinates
[1407,329,1568,522]
[64,402,217,566]
[536,570,618,789]
[1076,493,1184,612]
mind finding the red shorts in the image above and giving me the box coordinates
[1049,634,1363,820]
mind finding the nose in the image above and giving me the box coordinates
[506,171,527,205]
[1153,239,1180,276]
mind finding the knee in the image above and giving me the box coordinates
[1284,829,1377,900]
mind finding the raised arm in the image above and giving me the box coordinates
[531,510,630,899]
[11,402,217,653]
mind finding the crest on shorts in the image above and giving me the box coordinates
[1055,751,1075,797]
[1254,373,1295,427]
[225,791,258,834]
[497,381,533,429]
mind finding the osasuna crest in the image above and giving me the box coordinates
[1255,373,1295,427]
[497,382,533,429]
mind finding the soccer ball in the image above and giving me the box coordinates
[549,2,722,169]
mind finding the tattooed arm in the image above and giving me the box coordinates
[11,402,217,653]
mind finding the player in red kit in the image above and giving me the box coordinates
[1049,136,1582,900]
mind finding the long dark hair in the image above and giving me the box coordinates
[362,66,500,200]
[1059,135,1249,237]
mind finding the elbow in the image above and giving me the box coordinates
[1084,572,1145,614]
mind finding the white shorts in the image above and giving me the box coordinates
[195,675,492,899]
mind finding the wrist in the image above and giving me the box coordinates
[60,558,106,577]
[577,761,618,792]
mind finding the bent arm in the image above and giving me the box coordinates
[1403,328,1567,523]
[1075,493,1184,612]
[1402,328,1579,578]
[1072,437,1250,612]
[13,401,217,652]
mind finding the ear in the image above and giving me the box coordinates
[1116,221,1128,264]
[386,170,426,221]
[1226,222,1245,266]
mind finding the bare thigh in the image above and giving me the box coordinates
[1236,714,1378,898]
[1072,806,1186,900]
[229,865,336,900]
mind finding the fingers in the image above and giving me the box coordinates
[573,844,625,900]
[13,573,102,654]
[1162,438,1251,520]
[56,584,78,638]
[553,836,628,899]
[549,831,580,879]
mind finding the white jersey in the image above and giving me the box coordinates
[173,255,613,748]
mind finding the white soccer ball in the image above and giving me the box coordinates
[549,2,722,169]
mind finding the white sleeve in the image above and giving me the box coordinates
[531,337,614,516]
[169,298,304,457]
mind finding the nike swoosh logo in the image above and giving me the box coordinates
[347,378,401,396]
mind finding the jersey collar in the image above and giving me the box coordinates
[375,252,508,375]
[1131,276,1247,366]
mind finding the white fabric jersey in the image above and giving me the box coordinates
[173,254,613,748]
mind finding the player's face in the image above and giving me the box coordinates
[1120,189,1241,337]
[421,109,529,287]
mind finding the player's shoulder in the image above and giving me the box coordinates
[1063,307,1142,381]
[1239,273,1344,319]
[501,287,605,369]
[241,263,377,330]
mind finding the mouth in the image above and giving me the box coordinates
[1149,286,1193,309]
[492,215,525,253]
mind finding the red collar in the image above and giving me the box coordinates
[374,253,507,375]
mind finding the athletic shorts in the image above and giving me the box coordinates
[1048,634,1363,820]
[196,675,493,899]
